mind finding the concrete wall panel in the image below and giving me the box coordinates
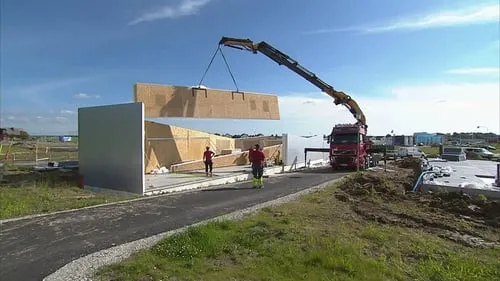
[79,102,144,194]
[282,134,328,166]
[135,83,280,120]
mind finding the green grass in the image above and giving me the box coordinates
[96,183,500,281]
[0,142,78,162]
[0,167,137,220]
[420,146,439,157]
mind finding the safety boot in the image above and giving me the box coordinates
[258,177,264,188]
[252,177,258,188]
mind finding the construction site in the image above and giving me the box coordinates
[75,37,500,197]
[1,36,499,281]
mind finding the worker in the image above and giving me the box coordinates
[249,144,265,188]
[203,146,215,176]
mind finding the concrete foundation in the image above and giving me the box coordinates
[422,159,500,199]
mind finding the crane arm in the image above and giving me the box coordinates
[219,37,366,127]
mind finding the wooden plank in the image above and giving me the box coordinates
[134,83,280,120]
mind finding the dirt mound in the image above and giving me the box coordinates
[353,201,499,248]
[395,157,422,174]
[335,166,500,248]
[339,172,412,199]
[429,192,500,222]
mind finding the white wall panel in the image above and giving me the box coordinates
[78,102,144,194]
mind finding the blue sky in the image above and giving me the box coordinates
[1,0,499,136]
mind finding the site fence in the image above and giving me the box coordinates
[0,142,78,164]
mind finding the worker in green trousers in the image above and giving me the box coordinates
[248,144,265,188]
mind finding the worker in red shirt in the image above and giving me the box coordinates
[203,146,215,176]
[248,144,266,188]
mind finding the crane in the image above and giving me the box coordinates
[218,37,367,127]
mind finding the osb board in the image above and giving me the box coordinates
[144,121,180,172]
[144,121,236,172]
[134,83,280,120]
[235,137,283,150]
[171,144,282,172]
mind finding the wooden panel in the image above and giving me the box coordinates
[144,121,236,173]
[134,83,280,119]
[170,145,283,172]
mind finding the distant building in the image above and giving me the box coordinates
[369,135,414,146]
[393,135,414,146]
[414,132,443,145]
[59,136,72,142]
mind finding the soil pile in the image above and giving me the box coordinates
[429,191,500,222]
[395,157,422,175]
[339,171,413,199]
[335,163,500,248]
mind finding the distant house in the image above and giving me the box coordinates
[413,132,443,145]
[0,127,27,141]
[393,135,414,146]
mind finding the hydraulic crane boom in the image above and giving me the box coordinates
[219,37,367,127]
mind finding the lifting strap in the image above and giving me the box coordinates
[197,46,240,92]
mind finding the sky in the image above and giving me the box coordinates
[1,0,499,136]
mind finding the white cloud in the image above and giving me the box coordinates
[2,77,90,110]
[60,110,76,115]
[446,67,500,75]
[129,0,211,25]
[9,78,89,97]
[74,93,100,99]
[2,114,29,123]
[305,3,500,34]
[276,82,499,136]
[1,113,76,133]
[55,116,68,123]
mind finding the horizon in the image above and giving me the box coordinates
[1,0,499,136]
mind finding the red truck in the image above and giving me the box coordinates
[218,37,382,170]
[327,123,384,170]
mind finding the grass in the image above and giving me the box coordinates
[0,141,78,162]
[419,146,439,157]
[96,179,500,281]
[0,165,137,220]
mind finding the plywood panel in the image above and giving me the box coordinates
[134,83,280,120]
[235,136,283,150]
[144,121,236,172]
[79,102,144,194]
[171,144,283,172]
[144,121,182,173]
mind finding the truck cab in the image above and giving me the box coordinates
[327,124,369,170]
